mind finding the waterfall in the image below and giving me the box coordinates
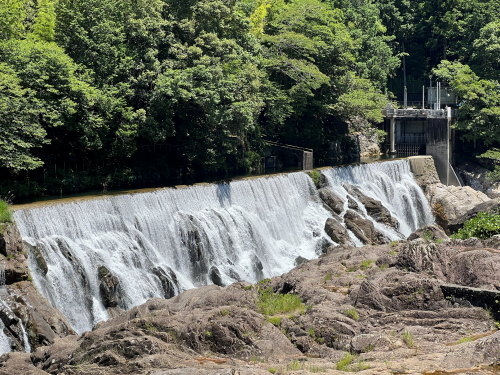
[13,160,434,335]
[323,159,434,237]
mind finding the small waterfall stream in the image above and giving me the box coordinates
[13,159,434,334]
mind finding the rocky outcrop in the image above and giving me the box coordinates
[426,183,491,231]
[344,184,399,230]
[324,218,353,246]
[457,161,500,198]
[2,239,500,374]
[448,199,500,233]
[344,210,388,245]
[348,132,380,158]
[0,224,29,284]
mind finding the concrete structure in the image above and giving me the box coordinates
[381,105,461,186]
[264,141,314,171]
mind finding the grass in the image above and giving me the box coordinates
[324,271,333,282]
[390,241,398,247]
[422,230,434,241]
[360,260,375,270]
[455,336,473,344]
[0,200,13,224]
[380,264,389,271]
[267,316,282,327]
[144,322,157,332]
[436,238,443,244]
[402,330,414,347]
[336,353,370,372]
[257,287,305,316]
[269,360,327,374]
[344,306,359,321]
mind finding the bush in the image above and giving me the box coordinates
[0,200,13,223]
[451,212,500,240]
[310,170,320,187]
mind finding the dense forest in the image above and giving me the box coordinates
[1,0,500,198]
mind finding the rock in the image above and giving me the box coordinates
[448,199,500,234]
[347,196,360,211]
[0,223,23,257]
[0,352,43,375]
[324,218,353,246]
[209,266,223,287]
[24,242,48,275]
[426,183,491,231]
[152,266,179,299]
[318,172,329,189]
[0,224,29,285]
[440,284,500,320]
[344,210,387,245]
[98,266,121,308]
[30,335,80,374]
[457,161,500,198]
[344,184,399,230]
[347,120,381,157]
[407,224,449,241]
[294,256,308,266]
[318,188,344,215]
[3,281,75,351]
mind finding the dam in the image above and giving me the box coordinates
[9,159,434,336]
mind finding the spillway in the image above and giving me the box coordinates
[14,159,434,334]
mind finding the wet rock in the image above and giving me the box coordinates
[407,224,449,241]
[0,224,29,284]
[318,188,344,215]
[294,256,308,267]
[209,266,223,287]
[0,223,23,257]
[344,210,387,245]
[344,184,399,230]
[347,196,360,211]
[152,266,179,299]
[314,237,332,254]
[98,266,121,308]
[457,161,500,198]
[24,242,48,275]
[318,172,329,189]
[324,218,353,246]
[448,199,500,234]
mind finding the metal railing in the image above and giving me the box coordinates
[382,108,459,118]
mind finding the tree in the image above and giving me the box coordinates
[0,0,25,40]
[433,60,500,145]
[32,0,56,42]
[0,63,47,170]
[471,21,500,81]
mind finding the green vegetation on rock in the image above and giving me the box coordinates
[451,212,500,240]
[257,287,305,316]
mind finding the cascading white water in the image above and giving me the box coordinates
[323,159,434,237]
[15,173,331,334]
[13,160,435,335]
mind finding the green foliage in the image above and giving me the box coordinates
[422,230,434,241]
[323,271,332,282]
[344,306,359,321]
[257,287,305,316]
[0,0,25,40]
[401,330,414,347]
[360,260,375,270]
[0,200,13,223]
[310,170,321,187]
[451,212,500,240]
[336,352,370,372]
[32,0,56,42]
[267,316,282,327]
[455,336,473,344]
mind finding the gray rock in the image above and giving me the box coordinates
[448,199,500,234]
[318,188,344,215]
[98,266,121,308]
[324,218,352,246]
[209,266,224,287]
[407,224,449,241]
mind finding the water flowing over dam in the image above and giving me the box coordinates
[14,159,434,334]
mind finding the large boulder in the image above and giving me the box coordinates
[425,183,491,232]
[448,199,500,234]
[344,185,399,230]
[318,188,344,215]
[324,218,353,246]
[0,224,29,284]
[407,224,449,242]
[344,210,388,245]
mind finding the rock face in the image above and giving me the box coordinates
[344,184,399,230]
[5,239,500,374]
[0,223,75,353]
[348,132,380,158]
[457,161,500,198]
[425,183,491,231]
[344,210,387,245]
